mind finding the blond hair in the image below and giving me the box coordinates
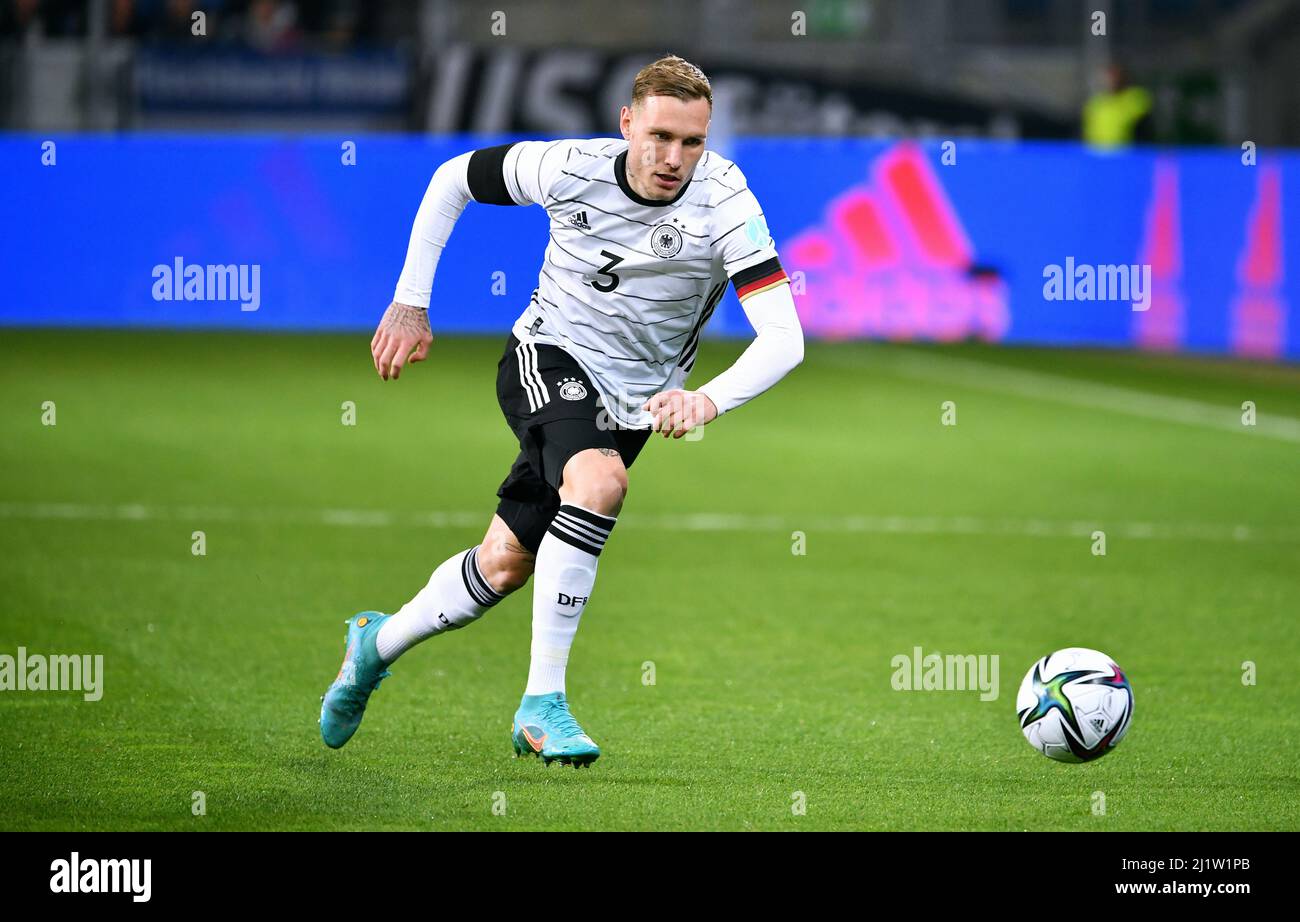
[631,54,712,109]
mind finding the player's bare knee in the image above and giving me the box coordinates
[491,558,534,595]
[561,467,627,517]
[477,538,534,594]
[478,518,536,594]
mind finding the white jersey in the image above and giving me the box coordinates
[483,137,787,430]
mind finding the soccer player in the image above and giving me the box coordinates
[320,55,804,766]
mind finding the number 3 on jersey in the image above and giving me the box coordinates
[592,249,623,293]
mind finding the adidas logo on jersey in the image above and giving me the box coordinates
[567,210,591,230]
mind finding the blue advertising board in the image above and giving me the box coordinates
[2,135,1295,361]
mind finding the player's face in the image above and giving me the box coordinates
[619,95,710,201]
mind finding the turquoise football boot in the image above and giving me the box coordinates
[511,692,600,768]
[319,612,392,749]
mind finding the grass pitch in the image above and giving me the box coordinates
[1,328,1297,830]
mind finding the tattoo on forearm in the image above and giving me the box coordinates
[381,301,431,337]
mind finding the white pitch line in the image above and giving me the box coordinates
[851,346,1300,444]
[0,501,1296,543]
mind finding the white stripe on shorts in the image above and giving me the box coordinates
[516,342,550,413]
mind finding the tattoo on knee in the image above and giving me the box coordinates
[504,540,535,558]
[597,448,620,457]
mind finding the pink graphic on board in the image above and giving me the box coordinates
[1230,165,1286,359]
[785,143,1009,342]
[1133,158,1186,351]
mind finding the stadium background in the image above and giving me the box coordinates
[4,0,1298,356]
[1,0,1298,832]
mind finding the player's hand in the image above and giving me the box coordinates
[643,389,718,439]
[370,301,433,381]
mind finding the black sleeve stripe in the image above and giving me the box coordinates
[730,256,785,290]
[467,143,519,205]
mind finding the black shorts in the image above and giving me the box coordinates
[494,332,652,553]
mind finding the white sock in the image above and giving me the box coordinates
[376,545,506,663]
[525,503,618,696]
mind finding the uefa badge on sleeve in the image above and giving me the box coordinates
[744,214,772,249]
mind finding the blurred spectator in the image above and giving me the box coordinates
[0,0,41,38]
[155,0,203,39]
[1,0,88,37]
[0,0,387,46]
[110,0,146,37]
[244,0,300,52]
[1083,63,1153,150]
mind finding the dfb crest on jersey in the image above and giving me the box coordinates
[558,376,588,401]
[650,223,683,258]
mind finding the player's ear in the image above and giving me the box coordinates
[619,105,632,140]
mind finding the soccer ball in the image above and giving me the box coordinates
[1016,647,1133,763]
